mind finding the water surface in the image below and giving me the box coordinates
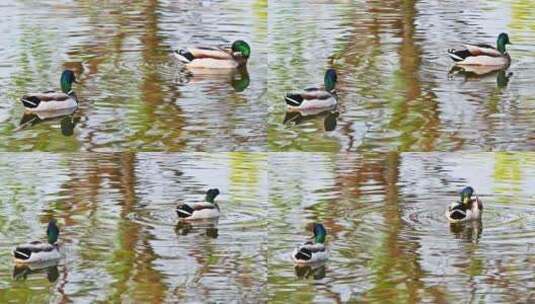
[268,152,535,303]
[269,0,535,151]
[0,153,268,303]
[1,152,533,302]
[0,1,267,151]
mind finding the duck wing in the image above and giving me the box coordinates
[27,92,71,102]
[293,243,326,261]
[13,242,55,260]
[176,202,217,218]
[465,44,502,57]
[21,91,71,108]
[176,46,233,62]
[285,88,333,106]
[301,91,333,100]
[447,202,468,220]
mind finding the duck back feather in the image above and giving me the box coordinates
[21,92,77,112]
[176,202,220,220]
[292,243,328,264]
[13,242,60,264]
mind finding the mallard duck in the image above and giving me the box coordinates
[285,69,337,112]
[445,186,483,223]
[176,188,221,220]
[12,219,62,264]
[448,33,512,66]
[21,70,78,112]
[292,223,329,265]
[174,40,251,69]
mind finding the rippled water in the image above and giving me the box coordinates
[268,153,535,303]
[0,1,267,151]
[269,0,535,152]
[1,0,534,303]
[0,153,268,302]
[2,153,533,302]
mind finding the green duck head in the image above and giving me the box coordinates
[312,223,327,244]
[47,219,60,244]
[497,33,511,54]
[460,186,474,205]
[231,40,251,59]
[205,188,220,203]
[60,70,77,94]
[324,69,337,92]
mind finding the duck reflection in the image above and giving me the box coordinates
[284,110,339,132]
[13,261,60,283]
[449,220,482,243]
[18,109,80,136]
[175,219,219,239]
[294,262,326,280]
[176,66,250,92]
[448,66,512,88]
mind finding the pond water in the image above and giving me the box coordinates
[0,0,533,303]
[0,1,267,151]
[268,0,535,152]
[268,152,535,303]
[1,153,534,303]
[0,153,268,303]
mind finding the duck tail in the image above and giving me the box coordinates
[294,247,312,261]
[176,204,194,218]
[174,49,194,63]
[21,96,41,109]
[447,49,470,62]
[285,94,304,107]
[13,247,31,260]
[449,209,466,220]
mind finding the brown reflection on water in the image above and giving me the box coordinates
[1,1,266,151]
[53,154,167,303]
[269,0,535,151]
[339,0,441,151]
[333,153,445,303]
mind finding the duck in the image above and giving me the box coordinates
[285,69,337,112]
[21,70,78,112]
[12,219,62,265]
[445,186,483,223]
[447,33,512,67]
[174,40,251,69]
[176,188,221,220]
[292,223,329,265]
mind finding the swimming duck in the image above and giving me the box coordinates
[448,33,512,66]
[176,188,221,220]
[174,40,251,69]
[21,70,78,112]
[12,219,62,264]
[285,69,337,112]
[445,186,483,223]
[292,223,329,265]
